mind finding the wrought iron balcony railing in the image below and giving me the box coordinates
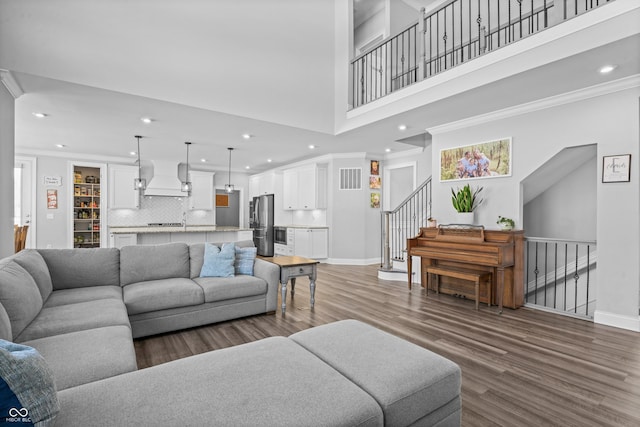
[351,0,613,108]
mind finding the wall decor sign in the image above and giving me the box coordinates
[440,137,512,182]
[47,189,58,209]
[602,154,631,183]
[43,175,62,186]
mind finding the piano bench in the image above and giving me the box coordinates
[426,266,492,310]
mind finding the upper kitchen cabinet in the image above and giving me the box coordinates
[282,164,327,210]
[249,171,277,198]
[108,164,139,209]
[189,171,215,210]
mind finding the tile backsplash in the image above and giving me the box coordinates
[108,196,214,226]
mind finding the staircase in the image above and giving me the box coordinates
[379,177,432,281]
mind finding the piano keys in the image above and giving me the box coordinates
[407,225,525,310]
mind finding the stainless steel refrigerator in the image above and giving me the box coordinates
[250,194,274,256]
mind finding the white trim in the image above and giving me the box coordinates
[593,310,640,332]
[0,69,23,98]
[15,156,37,247]
[382,161,417,211]
[326,257,380,265]
[428,75,640,134]
[68,161,108,248]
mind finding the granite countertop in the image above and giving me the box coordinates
[109,225,252,234]
[276,225,329,229]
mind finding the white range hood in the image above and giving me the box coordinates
[144,160,185,197]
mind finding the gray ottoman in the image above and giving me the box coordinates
[290,320,461,426]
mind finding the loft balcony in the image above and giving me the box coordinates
[350,0,619,110]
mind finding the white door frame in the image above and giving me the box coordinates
[68,161,108,248]
[15,156,37,248]
[382,161,416,211]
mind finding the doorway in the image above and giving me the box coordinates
[382,162,416,211]
[14,156,36,248]
[216,189,240,227]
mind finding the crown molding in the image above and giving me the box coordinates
[427,74,640,135]
[0,69,24,98]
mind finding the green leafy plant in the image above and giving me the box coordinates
[451,184,483,213]
[496,216,515,229]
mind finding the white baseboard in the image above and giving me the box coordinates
[593,310,640,332]
[326,257,380,266]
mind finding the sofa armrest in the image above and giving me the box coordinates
[252,259,280,313]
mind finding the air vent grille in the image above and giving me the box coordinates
[339,168,362,190]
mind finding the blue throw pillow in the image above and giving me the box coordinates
[235,246,257,276]
[200,243,235,277]
[0,340,60,426]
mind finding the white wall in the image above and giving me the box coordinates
[524,153,597,240]
[429,87,640,331]
[0,83,14,257]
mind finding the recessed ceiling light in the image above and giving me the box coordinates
[242,133,252,139]
[200,158,207,162]
[32,112,47,118]
[309,145,315,149]
[385,148,391,152]
[397,124,407,131]
[141,117,153,124]
[130,151,137,156]
[267,159,272,163]
[599,65,617,74]
[55,144,66,148]
[245,166,250,169]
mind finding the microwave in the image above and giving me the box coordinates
[274,226,287,245]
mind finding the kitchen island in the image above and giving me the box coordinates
[108,225,253,248]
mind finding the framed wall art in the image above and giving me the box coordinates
[602,154,631,183]
[440,137,512,182]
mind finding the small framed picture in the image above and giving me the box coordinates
[602,154,631,183]
[370,160,379,175]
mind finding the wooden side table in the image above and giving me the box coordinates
[269,256,319,314]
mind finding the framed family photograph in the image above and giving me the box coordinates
[602,154,631,183]
[440,137,512,182]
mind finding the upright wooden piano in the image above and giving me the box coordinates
[407,226,524,309]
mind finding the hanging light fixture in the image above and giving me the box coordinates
[133,135,146,190]
[225,147,235,193]
[181,141,192,193]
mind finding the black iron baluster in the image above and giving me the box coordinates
[544,242,548,306]
[564,243,568,311]
[586,244,591,316]
[534,241,539,304]
[553,242,558,309]
[574,244,579,314]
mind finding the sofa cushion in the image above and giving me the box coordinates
[43,286,123,308]
[200,243,235,278]
[0,304,11,341]
[235,246,257,275]
[0,259,43,340]
[290,320,462,426]
[21,326,137,391]
[120,243,190,286]
[11,249,54,301]
[193,275,267,303]
[190,240,255,278]
[123,278,204,315]
[0,340,60,426]
[38,248,120,289]
[15,299,130,342]
[55,337,383,426]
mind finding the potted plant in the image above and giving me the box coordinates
[451,184,483,224]
[496,216,515,230]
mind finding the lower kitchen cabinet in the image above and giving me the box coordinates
[293,228,328,259]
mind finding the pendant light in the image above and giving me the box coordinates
[225,147,234,193]
[133,135,146,190]
[181,141,192,193]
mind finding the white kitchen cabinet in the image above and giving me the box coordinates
[189,171,215,210]
[282,164,327,210]
[293,228,328,259]
[108,164,140,209]
[110,233,137,249]
[249,172,276,198]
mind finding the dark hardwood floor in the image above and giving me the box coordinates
[134,263,640,427]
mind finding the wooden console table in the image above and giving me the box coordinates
[269,256,319,314]
[407,226,524,311]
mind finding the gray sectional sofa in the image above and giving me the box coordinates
[0,242,462,426]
